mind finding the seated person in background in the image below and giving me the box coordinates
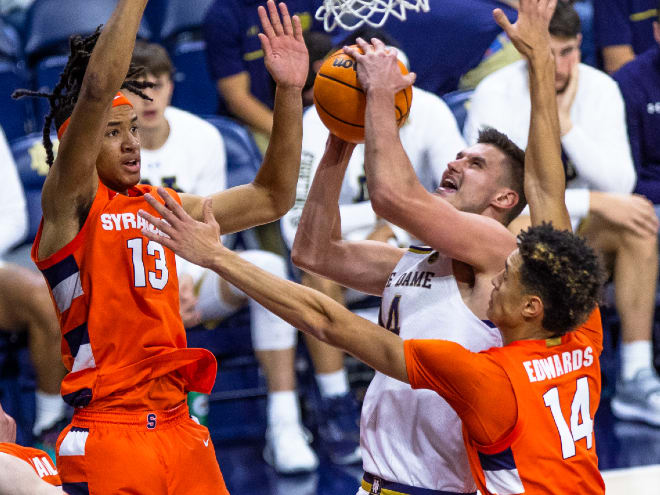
[203,0,320,150]
[128,40,318,474]
[465,1,660,426]
[0,402,63,494]
[594,0,657,73]
[613,4,660,209]
[0,125,67,457]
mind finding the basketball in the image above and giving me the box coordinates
[313,46,413,143]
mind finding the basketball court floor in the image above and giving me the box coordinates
[214,397,660,495]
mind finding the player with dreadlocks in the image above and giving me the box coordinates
[14,0,308,492]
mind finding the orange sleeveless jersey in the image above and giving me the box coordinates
[0,443,61,486]
[31,181,217,411]
[405,308,605,495]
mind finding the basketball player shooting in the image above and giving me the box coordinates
[14,0,308,491]
[139,0,606,494]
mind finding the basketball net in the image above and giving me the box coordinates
[315,0,430,32]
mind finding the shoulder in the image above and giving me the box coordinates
[578,63,620,92]
[474,60,527,95]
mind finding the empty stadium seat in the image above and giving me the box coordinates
[24,0,152,63]
[160,0,214,42]
[10,132,52,242]
[160,0,218,115]
[202,114,261,189]
[0,19,34,140]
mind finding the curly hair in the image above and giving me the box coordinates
[12,26,153,167]
[517,223,604,336]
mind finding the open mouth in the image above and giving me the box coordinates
[438,176,459,193]
[123,159,140,171]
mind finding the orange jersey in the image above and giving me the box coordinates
[31,181,216,411]
[405,308,605,495]
[0,443,61,486]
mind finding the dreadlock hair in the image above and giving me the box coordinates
[12,26,153,167]
[517,223,604,337]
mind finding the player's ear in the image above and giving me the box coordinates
[492,189,519,211]
[522,294,543,321]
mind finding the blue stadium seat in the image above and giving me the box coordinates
[442,89,474,133]
[201,115,261,189]
[159,0,214,42]
[170,40,219,115]
[159,0,217,115]
[24,0,152,62]
[10,132,52,242]
[0,19,34,140]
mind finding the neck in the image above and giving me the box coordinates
[501,321,552,345]
[140,120,170,150]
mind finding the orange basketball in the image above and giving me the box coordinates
[313,46,413,143]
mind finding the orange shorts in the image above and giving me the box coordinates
[55,403,229,494]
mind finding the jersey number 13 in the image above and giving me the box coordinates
[127,238,169,290]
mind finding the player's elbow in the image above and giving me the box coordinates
[370,183,400,221]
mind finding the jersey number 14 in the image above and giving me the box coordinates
[543,376,593,459]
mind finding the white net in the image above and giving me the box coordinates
[315,0,430,32]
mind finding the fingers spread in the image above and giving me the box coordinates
[138,209,175,239]
[492,8,512,33]
[259,33,273,59]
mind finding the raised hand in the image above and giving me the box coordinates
[138,188,224,270]
[343,38,416,95]
[258,0,308,89]
[493,0,557,60]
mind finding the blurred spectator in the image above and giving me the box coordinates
[128,41,319,474]
[594,0,657,73]
[203,0,320,149]
[0,125,67,459]
[465,3,660,427]
[613,4,660,206]
[0,402,62,494]
[376,0,519,94]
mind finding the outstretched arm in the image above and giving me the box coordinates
[344,40,516,273]
[181,0,307,233]
[292,134,404,296]
[494,0,570,231]
[0,454,63,495]
[40,0,148,251]
[138,190,408,382]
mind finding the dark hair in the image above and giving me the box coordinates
[657,0,660,22]
[304,30,333,92]
[477,127,527,225]
[549,2,581,39]
[12,27,152,167]
[336,26,401,50]
[518,223,604,336]
[131,40,175,79]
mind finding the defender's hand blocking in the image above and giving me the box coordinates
[138,188,224,270]
[343,38,416,95]
[258,0,308,90]
[493,0,557,60]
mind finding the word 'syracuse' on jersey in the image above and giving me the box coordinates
[31,181,217,411]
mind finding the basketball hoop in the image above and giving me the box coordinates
[315,0,430,32]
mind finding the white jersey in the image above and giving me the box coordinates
[0,126,27,258]
[281,87,466,248]
[139,106,226,280]
[361,247,502,492]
